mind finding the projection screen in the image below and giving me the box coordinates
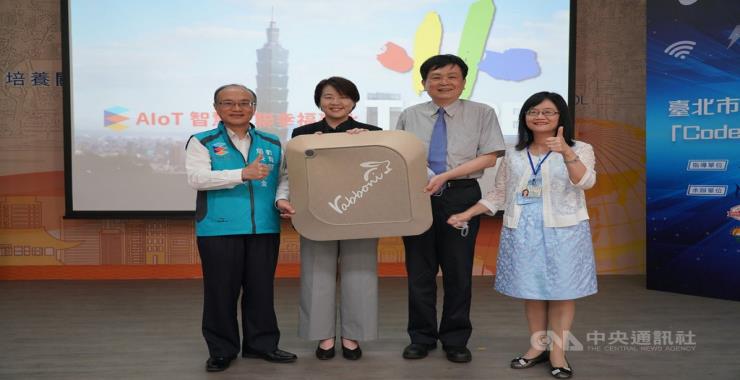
[63,0,574,216]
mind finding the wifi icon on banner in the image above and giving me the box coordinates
[664,40,696,59]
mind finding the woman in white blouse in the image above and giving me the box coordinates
[448,92,597,379]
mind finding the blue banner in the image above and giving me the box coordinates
[646,0,740,301]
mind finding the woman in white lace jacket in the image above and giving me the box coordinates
[448,92,597,379]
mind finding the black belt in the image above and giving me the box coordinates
[444,179,478,189]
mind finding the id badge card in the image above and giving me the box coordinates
[517,176,542,205]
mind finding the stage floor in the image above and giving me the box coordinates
[2,276,739,379]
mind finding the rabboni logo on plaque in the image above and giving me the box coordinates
[329,160,392,215]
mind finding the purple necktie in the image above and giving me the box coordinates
[428,107,447,174]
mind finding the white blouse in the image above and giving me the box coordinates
[479,141,596,228]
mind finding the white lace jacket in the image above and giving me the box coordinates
[479,141,596,228]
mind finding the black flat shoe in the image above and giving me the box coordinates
[342,344,362,360]
[242,348,297,363]
[402,342,437,359]
[511,350,549,369]
[316,342,336,360]
[205,356,234,372]
[550,361,573,379]
[443,346,472,363]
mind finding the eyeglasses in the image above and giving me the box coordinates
[525,109,559,117]
[217,101,257,108]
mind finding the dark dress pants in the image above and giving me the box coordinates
[403,182,482,348]
[197,233,280,358]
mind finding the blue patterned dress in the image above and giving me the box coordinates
[494,177,598,301]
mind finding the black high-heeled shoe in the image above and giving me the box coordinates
[510,350,549,369]
[315,340,336,360]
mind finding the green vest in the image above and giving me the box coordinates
[189,122,281,236]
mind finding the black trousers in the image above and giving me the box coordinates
[197,233,281,358]
[403,181,482,348]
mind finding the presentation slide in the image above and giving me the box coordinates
[65,0,572,213]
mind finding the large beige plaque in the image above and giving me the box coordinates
[286,130,432,241]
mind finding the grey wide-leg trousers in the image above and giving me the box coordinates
[298,236,379,341]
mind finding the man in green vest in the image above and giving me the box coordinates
[186,84,296,372]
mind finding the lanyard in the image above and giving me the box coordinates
[527,147,552,176]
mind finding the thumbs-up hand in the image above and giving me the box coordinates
[545,126,568,155]
[241,152,270,180]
